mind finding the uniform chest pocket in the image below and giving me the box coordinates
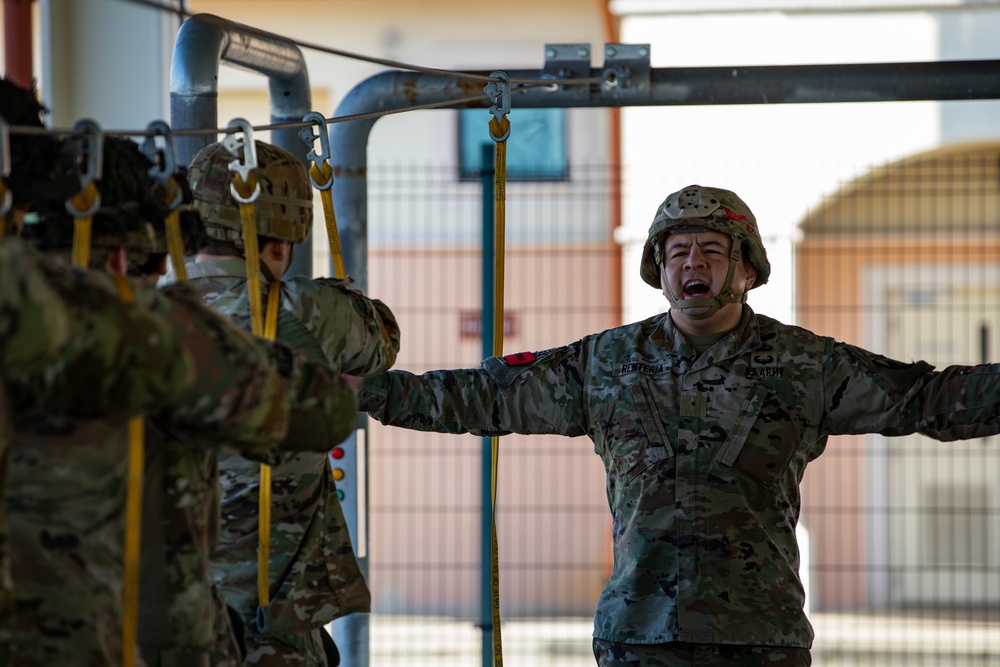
[715,384,800,491]
[616,378,674,485]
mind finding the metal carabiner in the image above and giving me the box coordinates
[0,118,12,217]
[223,118,261,204]
[485,71,512,142]
[65,118,103,217]
[300,111,333,191]
[140,120,183,212]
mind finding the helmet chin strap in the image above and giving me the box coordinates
[659,234,746,320]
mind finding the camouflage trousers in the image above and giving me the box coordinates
[243,627,339,666]
[592,639,812,666]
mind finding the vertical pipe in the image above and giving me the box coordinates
[602,0,624,330]
[479,142,496,667]
[3,0,33,88]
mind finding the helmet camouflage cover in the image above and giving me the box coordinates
[187,139,312,248]
[640,184,770,290]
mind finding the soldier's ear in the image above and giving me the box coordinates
[105,247,127,276]
[743,260,757,292]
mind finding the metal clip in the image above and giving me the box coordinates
[0,118,11,217]
[223,118,260,204]
[255,605,271,634]
[65,118,103,217]
[299,111,333,191]
[140,120,183,212]
[485,71,511,142]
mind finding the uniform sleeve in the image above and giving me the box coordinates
[0,238,69,374]
[311,278,400,376]
[822,342,1000,440]
[148,286,292,452]
[11,267,195,421]
[360,344,590,438]
[235,342,359,465]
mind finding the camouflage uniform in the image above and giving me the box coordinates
[135,180,359,667]
[180,138,399,666]
[360,307,1000,654]
[177,256,399,664]
[0,236,73,664]
[7,136,357,667]
[358,185,1000,667]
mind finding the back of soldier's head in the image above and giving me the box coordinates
[0,77,77,215]
[130,169,211,278]
[187,139,312,252]
[23,136,157,269]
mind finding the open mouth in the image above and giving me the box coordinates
[683,280,711,298]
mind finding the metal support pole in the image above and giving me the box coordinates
[479,142,496,667]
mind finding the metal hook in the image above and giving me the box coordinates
[223,118,260,204]
[65,118,103,217]
[0,119,11,217]
[140,120,183,212]
[485,71,512,142]
[299,111,333,191]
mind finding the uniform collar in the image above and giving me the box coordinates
[160,257,267,285]
[654,305,762,364]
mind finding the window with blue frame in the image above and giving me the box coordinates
[458,107,567,180]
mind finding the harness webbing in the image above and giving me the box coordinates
[487,111,510,667]
[164,177,188,283]
[111,273,144,667]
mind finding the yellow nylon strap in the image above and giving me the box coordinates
[110,273,144,667]
[72,217,93,268]
[164,178,188,282]
[309,162,346,280]
[233,173,263,337]
[69,182,100,268]
[256,281,281,623]
[488,113,510,667]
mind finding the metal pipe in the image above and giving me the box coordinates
[3,0,33,89]
[331,58,1000,288]
[169,12,314,276]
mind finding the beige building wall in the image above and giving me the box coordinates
[367,245,616,615]
[796,142,1000,610]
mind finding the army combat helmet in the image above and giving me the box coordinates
[640,184,770,319]
[187,139,312,250]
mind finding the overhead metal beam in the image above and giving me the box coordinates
[330,57,1000,286]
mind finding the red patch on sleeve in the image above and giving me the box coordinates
[504,351,536,365]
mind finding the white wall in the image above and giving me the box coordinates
[39,0,177,129]
[617,10,953,324]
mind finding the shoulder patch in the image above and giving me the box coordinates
[504,351,536,366]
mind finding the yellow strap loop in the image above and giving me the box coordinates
[309,162,346,280]
[256,281,281,630]
[110,273,144,667]
[69,181,100,268]
[229,160,278,632]
[164,177,188,283]
[488,112,510,667]
[233,171,263,337]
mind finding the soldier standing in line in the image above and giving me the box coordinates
[3,84,359,665]
[0,234,73,665]
[174,139,400,667]
[351,184,1000,667]
[126,153,346,667]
